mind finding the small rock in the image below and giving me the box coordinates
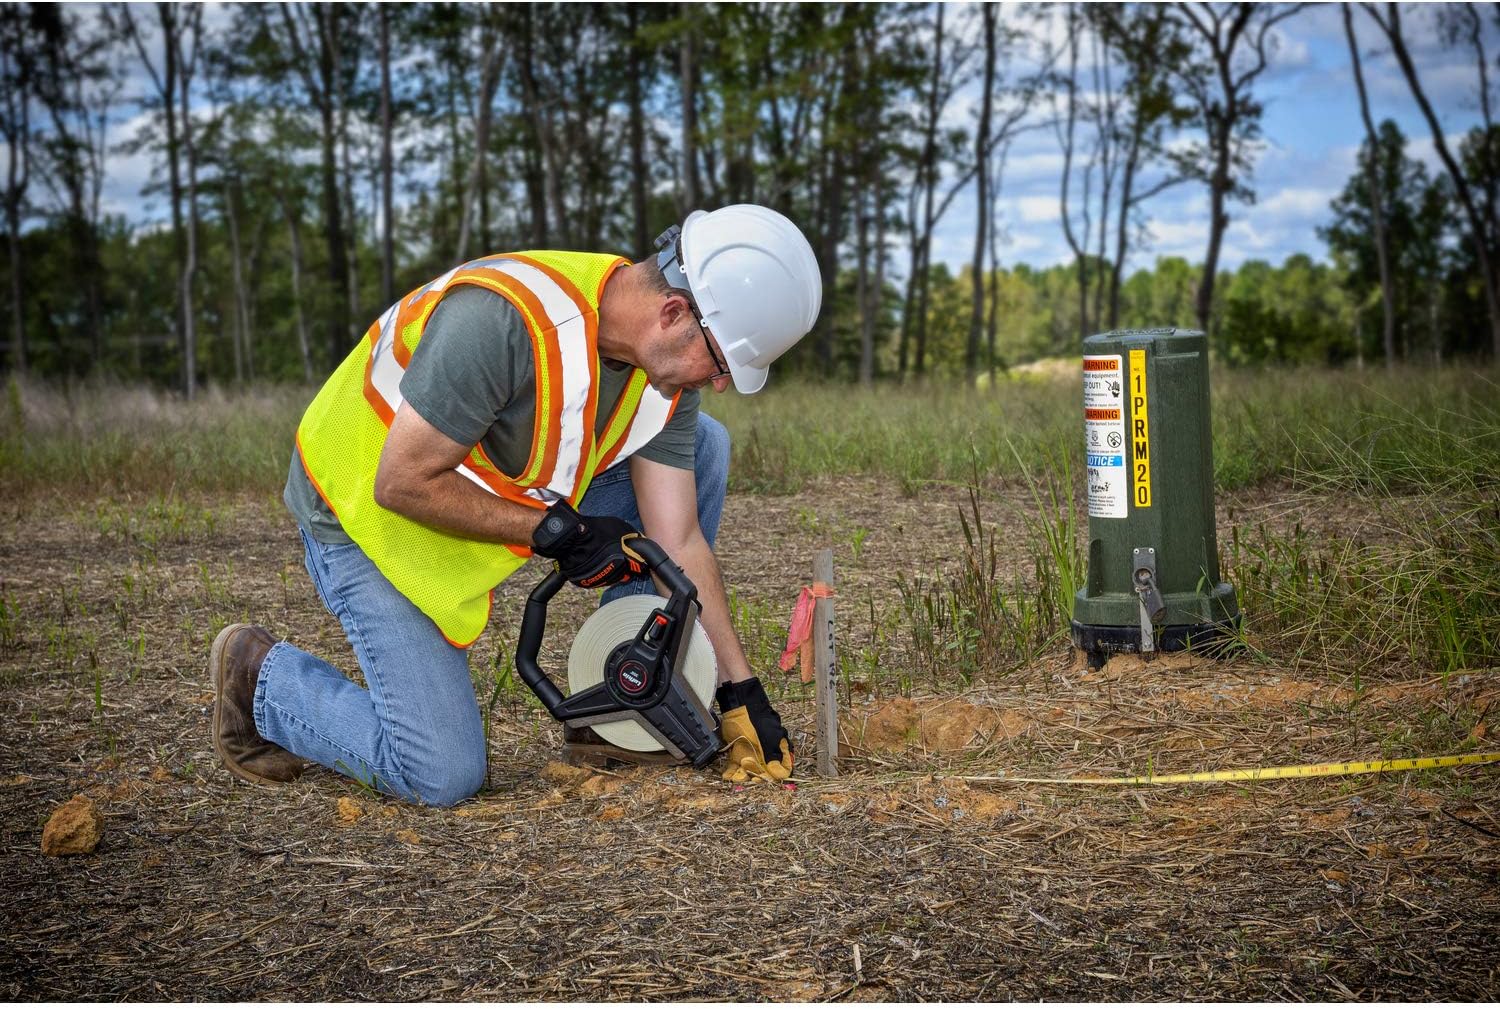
[41,795,103,857]
[336,797,365,824]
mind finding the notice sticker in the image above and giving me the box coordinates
[1083,355,1127,518]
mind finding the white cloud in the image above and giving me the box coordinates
[1257,187,1337,218]
[1013,195,1057,223]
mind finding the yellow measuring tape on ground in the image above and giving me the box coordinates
[965,751,1500,786]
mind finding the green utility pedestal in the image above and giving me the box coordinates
[1071,328,1239,669]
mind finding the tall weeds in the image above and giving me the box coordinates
[1225,485,1499,677]
[3,365,1495,503]
[0,375,310,501]
[897,450,1084,685]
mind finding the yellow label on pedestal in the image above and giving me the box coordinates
[1128,349,1151,508]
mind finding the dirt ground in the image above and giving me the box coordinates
[1,477,1497,1000]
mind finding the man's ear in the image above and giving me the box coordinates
[658,292,691,332]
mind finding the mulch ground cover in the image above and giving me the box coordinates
[1,477,1496,999]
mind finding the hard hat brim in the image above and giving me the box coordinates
[726,359,768,395]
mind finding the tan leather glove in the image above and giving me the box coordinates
[716,678,794,783]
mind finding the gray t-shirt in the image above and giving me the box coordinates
[285,284,700,543]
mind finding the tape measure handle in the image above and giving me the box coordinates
[516,567,569,713]
[628,537,696,604]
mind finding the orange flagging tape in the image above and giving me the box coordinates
[780,582,835,683]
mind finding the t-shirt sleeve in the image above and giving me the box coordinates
[632,388,700,470]
[398,285,531,447]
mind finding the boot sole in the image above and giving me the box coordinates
[210,623,289,788]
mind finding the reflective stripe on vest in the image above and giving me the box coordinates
[295,251,680,648]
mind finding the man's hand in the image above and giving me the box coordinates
[716,677,793,782]
[531,500,646,588]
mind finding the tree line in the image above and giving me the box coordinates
[1,2,1496,396]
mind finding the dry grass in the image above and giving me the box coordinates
[1,478,1497,999]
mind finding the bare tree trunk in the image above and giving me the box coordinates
[4,211,20,374]
[987,147,1003,376]
[857,18,879,389]
[224,179,246,383]
[125,5,187,390]
[1369,2,1500,358]
[874,169,888,383]
[245,212,265,379]
[378,5,394,305]
[1109,122,1146,330]
[627,6,648,256]
[3,54,27,374]
[966,4,996,381]
[913,4,945,378]
[1057,8,1091,342]
[282,4,351,367]
[178,7,203,398]
[280,191,314,383]
[334,25,361,342]
[1343,6,1395,368]
[1089,26,1117,335]
[814,12,852,372]
[516,9,548,246]
[1173,3,1304,337]
[456,13,503,262]
[515,9,566,245]
[856,187,871,386]
[679,7,700,212]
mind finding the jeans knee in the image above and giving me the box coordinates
[696,413,730,503]
[396,746,486,808]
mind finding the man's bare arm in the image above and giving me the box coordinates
[628,454,755,685]
[373,402,543,545]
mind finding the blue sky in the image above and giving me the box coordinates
[928,2,1500,276]
[79,3,1500,279]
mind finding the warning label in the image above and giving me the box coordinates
[1083,354,1127,518]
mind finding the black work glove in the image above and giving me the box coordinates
[715,677,794,782]
[530,499,646,589]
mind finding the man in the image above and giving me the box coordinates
[208,204,822,807]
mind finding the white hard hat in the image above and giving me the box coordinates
[654,204,822,394]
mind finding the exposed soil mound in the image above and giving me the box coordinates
[841,697,1031,755]
[1074,648,1206,678]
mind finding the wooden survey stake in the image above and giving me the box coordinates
[813,549,838,777]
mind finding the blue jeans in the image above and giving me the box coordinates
[255,414,729,807]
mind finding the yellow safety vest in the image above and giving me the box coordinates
[296,251,681,648]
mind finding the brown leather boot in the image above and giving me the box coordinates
[209,624,306,786]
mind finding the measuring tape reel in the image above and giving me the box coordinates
[515,537,721,766]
